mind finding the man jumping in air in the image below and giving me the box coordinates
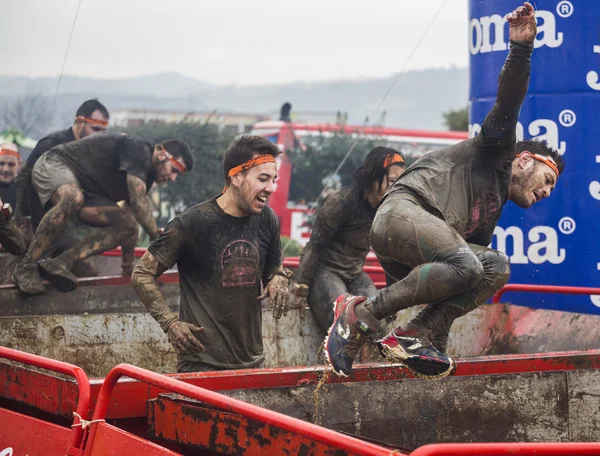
[326,2,565,378]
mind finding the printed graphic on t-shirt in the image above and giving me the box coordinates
[465,192,501,236]
[221,240,259,287]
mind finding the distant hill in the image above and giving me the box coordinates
[0,68,469,134]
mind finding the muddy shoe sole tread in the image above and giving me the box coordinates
[38,260,78,292]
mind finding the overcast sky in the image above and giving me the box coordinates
[1,0,468,86]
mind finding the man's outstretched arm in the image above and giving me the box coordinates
[480,2,537,155]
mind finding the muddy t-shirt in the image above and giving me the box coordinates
[49,132,155,202]
[296,187,375,284]
[148,196,282,369]
[384,41,533,246]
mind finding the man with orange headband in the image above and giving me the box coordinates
[132,135,292,373]
[14,99,110,227]
[12,133,193,295]
[292,147,405,336]
[0,142,21,209]
[325,2,565,379]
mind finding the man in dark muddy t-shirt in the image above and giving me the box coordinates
[12,132,193,295]
[293,147,405,334]
[13,99,110,279]
[14,99,110,228]
[132,135,292,373]
[326,2,566,379]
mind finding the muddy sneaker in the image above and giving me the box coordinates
[38,258,78,292]
[12,261,46,295]
[377,329,455,379]
[325,293,380,377]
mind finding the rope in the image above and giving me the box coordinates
[71,411,105,430]
[282,0,449,254]
[51,0,84,113]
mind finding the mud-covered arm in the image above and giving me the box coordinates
[14,137,57,220]
[0,216,27,255]
[479,40,533,158]
[131,251,176,332]
[126,174,158,241]
[480,3,536,158]
[295,193,347,285]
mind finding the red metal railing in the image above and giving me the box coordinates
[410,442,600,455]
[89,363,398,456]
[0,346,91,453]
[492,284,600,304]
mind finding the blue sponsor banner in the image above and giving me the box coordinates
[469,0,600,98]
[469,0,600,313]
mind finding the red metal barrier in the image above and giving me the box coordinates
[0,346,91,453]
[101,247,148,258]
[492,284,600,304]
[410,442,600,455]
[88,363,398,456]
[90,350,600,420]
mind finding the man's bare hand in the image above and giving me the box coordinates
[167,320,205,355]
[258,275,290,319]
[507,2,536,44]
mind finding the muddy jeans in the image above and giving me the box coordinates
[369,192,510,352]
[308,266,377,335]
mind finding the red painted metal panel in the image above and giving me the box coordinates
[0,347,90,453]
[0,362,79,418]
[89,351,600,420]
[85,423,181,456]
[90,364,395,456]
[0,407,71,455]
[149,395,371,455]
[288,123,469,140]
[410,442,600,455]
[492,284,600,303]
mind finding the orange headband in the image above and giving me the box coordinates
[384,153,405,168]
[76,115,109,127]
[516,153,559,178]
[227,155,276,178]
[157,145,187,173]
[0,149,21,161]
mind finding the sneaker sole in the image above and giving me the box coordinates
[378,341,455,380]
[323,297,349,378]
[404,357,455,380]
[38,262,78,293]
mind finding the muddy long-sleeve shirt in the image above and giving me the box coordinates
[296,187,376,285]
[385,40,533,247]
[148,197,282,369]
[14,127,76,225]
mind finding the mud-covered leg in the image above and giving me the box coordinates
[308,267,348,335]
[120,224,139,277]
[404,245,510,356]
[38,206,138,291]
[13,184,83,294]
